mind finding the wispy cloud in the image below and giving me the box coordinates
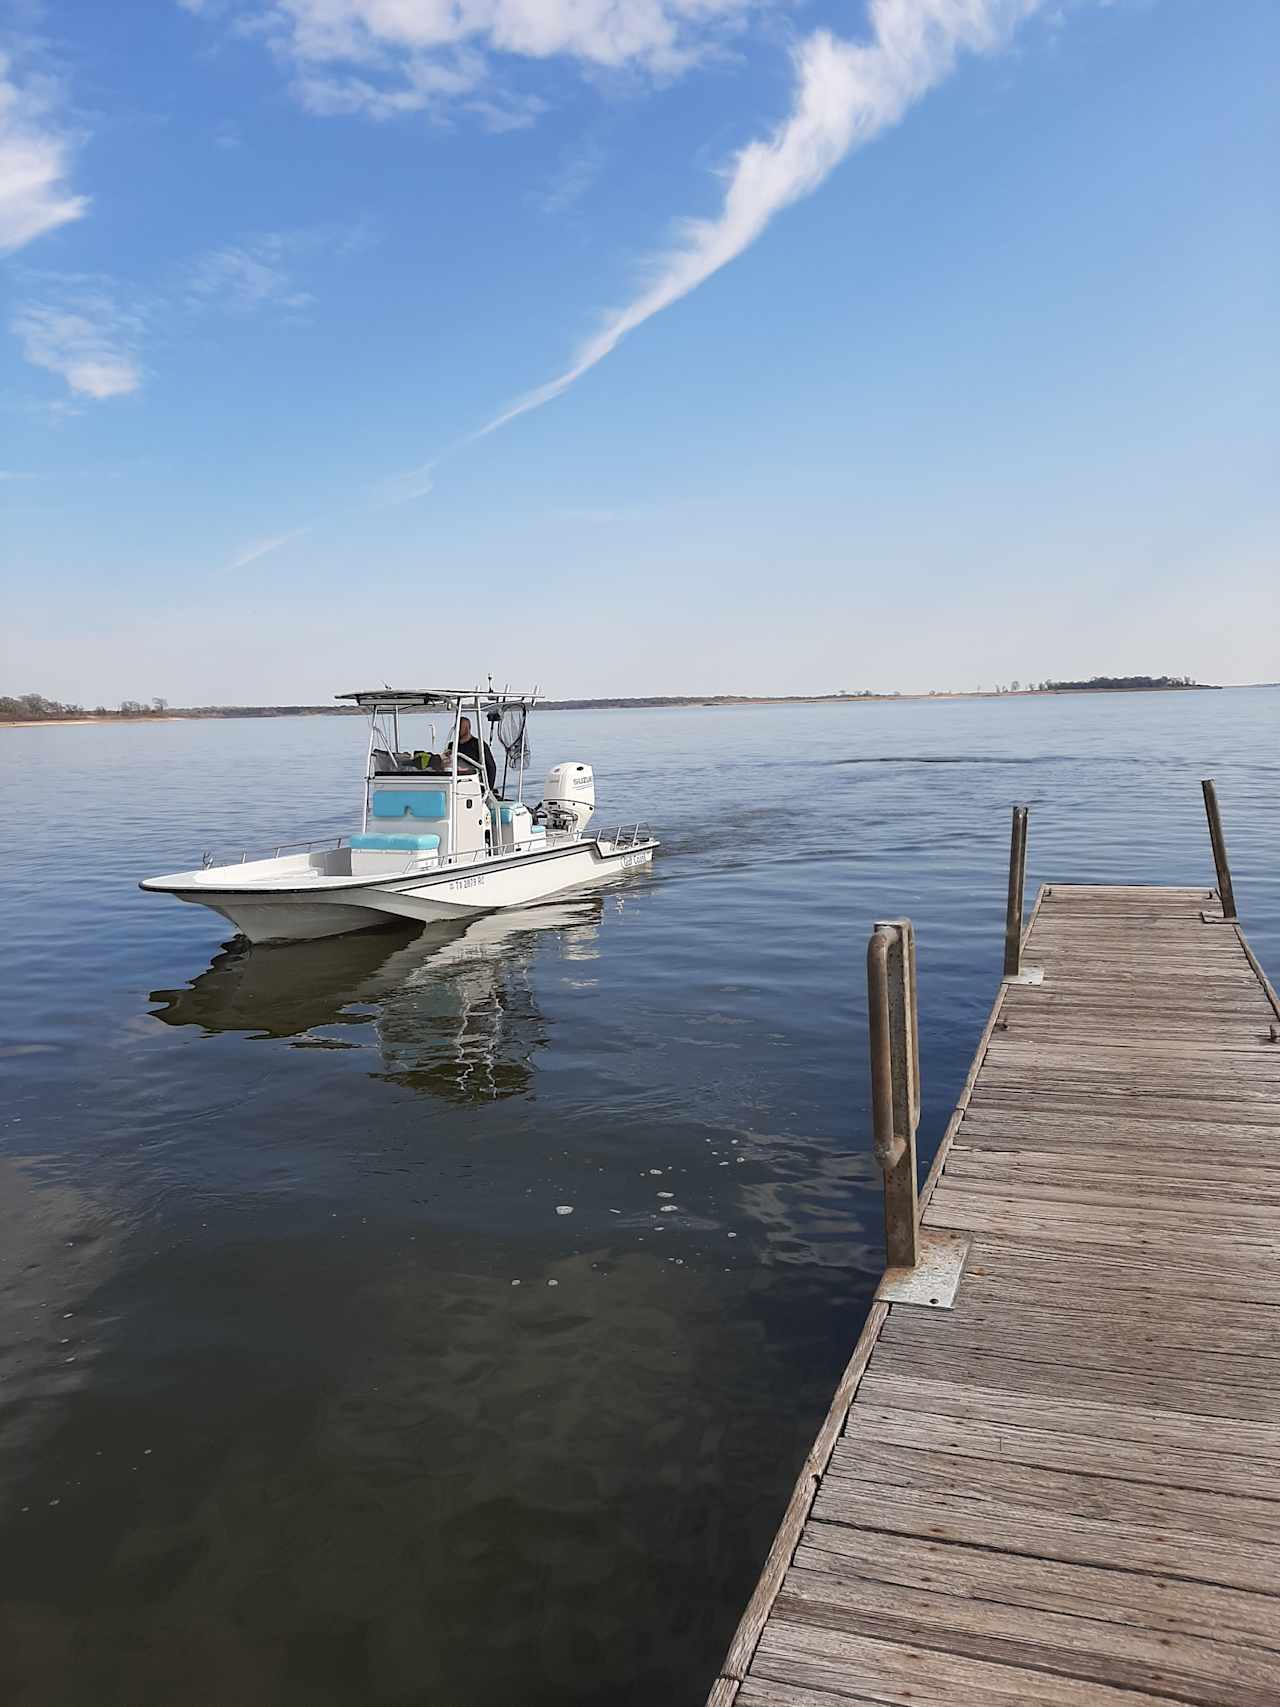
[371,462,436,508]
[290,46,485,120]
[290,58,547,130]
[531,139,607,215]
[474,0,1044,439]
[223,527,309,571]
[9,221,367,404]
[11,294,144,399]
[0,50,89,254]
[463,91,549,134]
[1,50,120,400]
[186,223,371,313]
[186,236,316,312]
[276,0,750,74]
[182,0,755,124]
[177,0,1051,560]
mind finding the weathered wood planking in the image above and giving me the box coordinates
[707,885,1280,1705]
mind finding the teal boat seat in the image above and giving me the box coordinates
[492,804,546,843]
[370,790,448,820]
[350,833,441,853]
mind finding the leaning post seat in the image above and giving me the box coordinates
[490,800,546,851]
[369,788,449,821]
[367,776,489,858]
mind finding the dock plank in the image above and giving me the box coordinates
[775,1568,1280,1706]
[748,1622,1195,1707]
[952,1110,1280,1151]
[824,1437,1280,1543]
[961,1234,1280,1304]
[942,1152,1280,1198]
[840,1403,1280,1498]
[707,884,1280,1705]
[925,1192,1280,1250]
[811,1475,1280,1590]
[797,1524,1280,1650]
[879,1308,1280,1391]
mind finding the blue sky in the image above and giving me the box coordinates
[1,0,1276,704]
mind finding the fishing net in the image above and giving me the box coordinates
[497,704,531,769]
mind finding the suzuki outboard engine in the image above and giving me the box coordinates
[539,763,595,834]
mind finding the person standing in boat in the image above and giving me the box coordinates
[445,716,497,791]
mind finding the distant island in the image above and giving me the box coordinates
[0,676,1222,725]
[1037,675,1215,693]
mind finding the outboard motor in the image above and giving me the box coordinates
[539,763,595,834]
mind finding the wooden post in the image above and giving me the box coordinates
[1003,805,1029,977]
[867,920,920,1269]
[1201,779,1238,922]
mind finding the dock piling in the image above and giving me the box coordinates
[1201,778,1238,921]
[867,919,920,1270]
[1003,804,1029,976]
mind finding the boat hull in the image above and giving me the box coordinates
[156,839,655,944]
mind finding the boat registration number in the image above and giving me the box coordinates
[448,876,486,891]
[620,851,647,868]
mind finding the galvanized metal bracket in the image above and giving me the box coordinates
[876,1228,971,1310]
[1200,912,1238,926]
[1003,965,1044,985]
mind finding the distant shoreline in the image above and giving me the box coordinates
[0,715,186,729]
[0,682,1231,728]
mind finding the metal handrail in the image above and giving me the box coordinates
[198,820,655,876]
[867,918,921,1270]
[436,831,578,869]
[1004,805,1029,976]
[202,834,347,868]
[601,822,652,848]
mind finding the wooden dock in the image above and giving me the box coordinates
[707,878,1280,1706]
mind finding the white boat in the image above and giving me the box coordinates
[141,686,657,943]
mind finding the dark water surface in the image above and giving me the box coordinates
[1,692,1277,1705]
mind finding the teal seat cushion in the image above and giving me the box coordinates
[371,789,447,820]
[494,805,515,824]
[350,833,441,852]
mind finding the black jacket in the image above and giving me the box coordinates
[458,735,497,791]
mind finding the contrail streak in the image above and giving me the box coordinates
[471,1,1044,441]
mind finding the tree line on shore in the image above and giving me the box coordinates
[0,693,172,721]
[1039,674,1209,692]
[0,694,352,721]
[1,676,1214,723]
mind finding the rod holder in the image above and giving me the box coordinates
[1201,779,1238,922]
[1003,805,1029,977]
[867,919,921,1270]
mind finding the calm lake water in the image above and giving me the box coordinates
[1,691,1277,1705]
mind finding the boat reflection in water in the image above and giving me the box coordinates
[149,895,604,1102]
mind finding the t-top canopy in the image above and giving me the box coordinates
[337,688,538,712]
